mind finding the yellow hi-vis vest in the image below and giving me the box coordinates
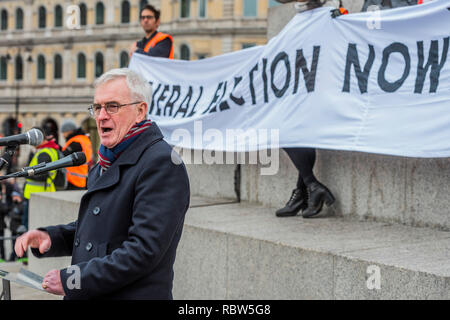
[24,147,58,199]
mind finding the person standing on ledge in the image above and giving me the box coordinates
[129,4,174,59]
[15,68,190,299]
[275,0,337,219]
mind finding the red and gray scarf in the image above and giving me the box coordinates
[98,120,152,174]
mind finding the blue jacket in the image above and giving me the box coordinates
[33,123,190,299]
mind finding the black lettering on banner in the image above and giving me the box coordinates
[293,46,320,94]
[270,52,291,98]
[229,76,245,106]
[149,83,161,114]
[164,85,181,116]
[156,85,170,116]
[174,86,193,118]
[187,86,203,117]
[343,43,375,93]
[218,82,231,111]
[249,63,259,105]
[415,37,449,93]
[202,82,223,114]
[210,81,228,113]
[378,42,410,93]
[262,58,269,102]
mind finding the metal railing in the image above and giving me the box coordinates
[1,279,11,300]
[0,236,19,241]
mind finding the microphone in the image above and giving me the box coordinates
[10,152,86,178]
[0,128,44,147]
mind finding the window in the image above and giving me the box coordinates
[37,55,46,80]
[243,0,257,17]
[180,0,190,18]
[54,5,63,27]
[54,54,62,79]
[15,55,23,80]
[180,44,190,61]
[77,53,86,78]
[1,9,7,30]
[198,0,206,18]
[121,1,130,23]
[15,8,23,30]
[38,6,46,28]
[0,56,7,80]
[96,2,105,25]
[242,43,256,49]
[120,51,129,68]
[95,52,104,78]
[79,3,87,26]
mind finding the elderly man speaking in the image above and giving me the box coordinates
[14,69,190,299]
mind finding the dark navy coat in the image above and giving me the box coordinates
[33,123,190,299]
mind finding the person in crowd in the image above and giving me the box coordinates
[0,179,8,262]
[22,128,60,230]
[129,4,174,59]
[15,68,190,299]
[60,120,93,190]
[0,177,24,262]
[276,0,339,218]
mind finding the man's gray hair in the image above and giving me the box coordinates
[94,68,152,109]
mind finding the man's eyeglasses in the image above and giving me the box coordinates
[140,15,155,20]
[88,101,142,118]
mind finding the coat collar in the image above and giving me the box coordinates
[86,122,164,194]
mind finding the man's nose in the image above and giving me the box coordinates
[96,106,110,120]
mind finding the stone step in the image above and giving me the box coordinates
[173,197,450,299]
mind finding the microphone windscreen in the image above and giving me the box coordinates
[72,152,87,166]
[28,128,44,146]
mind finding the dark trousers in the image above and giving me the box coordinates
[0,227,5,260]
[284,147,318,189]
[66,182,86,191]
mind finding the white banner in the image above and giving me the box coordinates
[129,0,450,158]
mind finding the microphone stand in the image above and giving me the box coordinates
[0,145,19,172]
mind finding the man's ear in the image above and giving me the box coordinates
[137,102,148,122]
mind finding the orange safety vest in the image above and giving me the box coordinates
[143,31,174,59]
[339,7,348,15]
[62,134,93,188]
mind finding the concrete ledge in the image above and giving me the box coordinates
[184,150,450,230]
[28,193,450,299]
[173,199,450,299]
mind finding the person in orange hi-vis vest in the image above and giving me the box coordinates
[60,120,93,190]
[129,4,174,60]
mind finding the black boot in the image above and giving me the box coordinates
[302,181,335,218]
[276,187,308,217]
